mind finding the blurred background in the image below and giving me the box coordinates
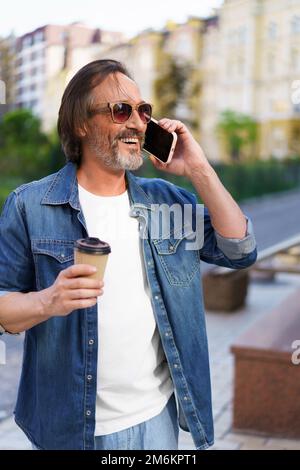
[1,0,300,451]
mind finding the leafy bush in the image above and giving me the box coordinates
[138,155,300,202]
[213,157,300,201]
[1,109,300,211]
[0,110,65,210]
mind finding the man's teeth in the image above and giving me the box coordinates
[120,138,139,144]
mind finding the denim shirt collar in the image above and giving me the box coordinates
[41,162,155,213]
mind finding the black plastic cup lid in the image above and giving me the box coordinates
[74,237,111,254]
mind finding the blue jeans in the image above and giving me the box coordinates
[31,393,179,450]
[95,393,179,450]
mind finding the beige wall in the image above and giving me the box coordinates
[201,18,221,162]
[201,0,300,161]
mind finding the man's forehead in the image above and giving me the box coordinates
[93,72,142,102]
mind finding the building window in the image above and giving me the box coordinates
[227,31,233,44]
[268,22,277,40]
[23,36,33,48]
[293,103,300,114]
[60,31,69,42]
[267,53,276,74]
[239,27,247,44]
[291,16,300,34]
[237,56,245,75]
[30,99,38,109]
[35,31,44,43]
[291,48,299,70]
[227,27,246,45]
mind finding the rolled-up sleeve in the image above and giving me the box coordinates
[215,217,257,260]
[0,191,35,296]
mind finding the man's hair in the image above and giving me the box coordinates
[57,59,132,164]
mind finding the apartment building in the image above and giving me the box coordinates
[14,23,124,131]
[0,33,16,114]
[7,0,300,161]
[202,0,300,161]
[88,30,162,104]
[156,18,203,140]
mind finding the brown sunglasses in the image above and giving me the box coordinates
[88,101,153,124]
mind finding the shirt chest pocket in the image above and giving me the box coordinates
[152,226,200,287]
[31,239,74,290]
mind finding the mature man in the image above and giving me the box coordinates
[0,60,256,450]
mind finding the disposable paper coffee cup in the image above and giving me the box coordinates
[74,237,111,281]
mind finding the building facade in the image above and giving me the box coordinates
[204,0,300,161]
[5,0,300,161]
[0,34,16,115]
[14,23,124,131]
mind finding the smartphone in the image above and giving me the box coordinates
[143,118,177,164]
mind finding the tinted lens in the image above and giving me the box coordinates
[112,103,132,123]
[138,103,152,123]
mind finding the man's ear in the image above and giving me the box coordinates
[77,124,88,138]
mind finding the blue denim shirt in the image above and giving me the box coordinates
[0,162,257,450]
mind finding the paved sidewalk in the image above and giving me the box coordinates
[1,273,300,450]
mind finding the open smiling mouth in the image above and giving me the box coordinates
[119,138,140,146]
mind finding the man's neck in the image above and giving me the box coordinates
[77,160,127,196]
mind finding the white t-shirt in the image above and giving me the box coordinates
[78,184,174,435]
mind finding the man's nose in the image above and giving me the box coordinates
[126,109,146,132]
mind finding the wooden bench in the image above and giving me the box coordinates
[231,287,300,438]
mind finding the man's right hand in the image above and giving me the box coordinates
[38,264,104,318]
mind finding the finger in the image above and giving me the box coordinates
[67,278,104,289]
[159,119,185,134]
[69,298,98,310]
[64,264,97,278]
[158,119,174,130]
[69,288,103,300]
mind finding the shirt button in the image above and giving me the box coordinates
[154,295,159,300]
[86,410,91,416]
[169,246,174,252]
[147,261,152,266]
[174,364,178,369]
[165,332,169,337]
[184,396,188,401]
[61,253,65,258]
[87,375,92,381]
[88,339,94,346]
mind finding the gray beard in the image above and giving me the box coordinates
[102,148,144,171]
[88,132,144,171]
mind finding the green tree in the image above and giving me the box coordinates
[153,53,201,139]
[0,109,51,180]
[217,110,258,162]
[153,54,190,118]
